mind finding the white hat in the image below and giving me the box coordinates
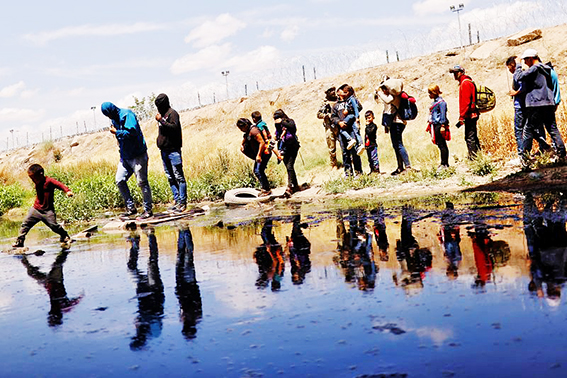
[521,48,538,59]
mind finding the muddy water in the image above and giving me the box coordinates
[1,193,567,377]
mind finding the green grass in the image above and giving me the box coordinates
[0,183,27,216]
[467,152,498,176]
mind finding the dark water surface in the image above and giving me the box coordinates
[1,193,567,377]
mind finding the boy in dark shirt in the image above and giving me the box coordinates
[364,110,380,173]
[12,164,74,248]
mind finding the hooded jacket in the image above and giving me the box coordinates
[515,62,555,108]
[155,93,182,151]
[101,102,147,160]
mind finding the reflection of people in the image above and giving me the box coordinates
[523,193,567,304]
[371,207,389,262]
[176,227,203,340]
[468,222,511,289]
[393,206,432,293]
[334,210,377,290]
[20,251,82,327]
[287,214,311,285]
[127,230,164,350]
[254,219,284,291]
[438,202,462,279]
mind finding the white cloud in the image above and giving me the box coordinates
[21,89,39,99]
[281,25,300,42]
[0,108,45,123]
[261,28,275,39]
[171,43,233,74]
[226,46,281,73]
[23,22,166,45]
[0,81,26,98]
[184,13,246,48]
[413,0,469,16]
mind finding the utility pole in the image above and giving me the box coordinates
[245,84,248,96]
[450,4,465,50]
[91,106,97,129]
[313,67,317,80]
[198,92,202,107]
[221,71,230,100]
[468,23,472,45]
[302,65,306,82]
[386,50,389,64]
[9,129,14,149]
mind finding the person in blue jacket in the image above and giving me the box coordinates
[101,102,153,219]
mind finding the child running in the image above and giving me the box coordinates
[13,164,74,248]
[364,110,380,173]
[251,111,283,162]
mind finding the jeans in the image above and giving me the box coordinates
[17,207,69,243]
[283,143,299,189]
[339,132,362,177]
[339,121,363,148]
[433,123,449,166]
[116,152,153,213]
[254,152,272,191]
[464,118,481,159]
[542,106,566,157]
[515,106,550,156]
[366,145,380,172]
[389,123,411,170]
[161,150,187,205]
[522,106,565,161]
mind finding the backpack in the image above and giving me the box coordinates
[464,79,496,113]
[398,91,418,121]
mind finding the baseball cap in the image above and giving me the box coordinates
[449,65,465,73]
[521,48,538,59]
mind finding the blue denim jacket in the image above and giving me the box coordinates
[429,96,447,125]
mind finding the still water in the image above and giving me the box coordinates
[1,193,567,377]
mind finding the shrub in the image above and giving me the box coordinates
[0,183,27,216]
[468,152,497,176]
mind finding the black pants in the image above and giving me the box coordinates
[433,123,449,166]
[464,118,481,159]
[17,207,69,243]
[283,143,299,189]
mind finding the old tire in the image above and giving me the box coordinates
[224,188,271,206]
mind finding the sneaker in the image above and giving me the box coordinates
[356,145,366,155]
[60,235,72,244]
[137,211,153,220]
[120,208,137,217]
[391,168,404,176]
[12,240,24,248]
[347,139,356,150]
[174,203,187,213]
[166,203,178,213]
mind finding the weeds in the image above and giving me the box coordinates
[0,183,27,216]
[468,152,497,176]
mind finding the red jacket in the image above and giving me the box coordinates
[33,176,70,211]
[458,75,479,121]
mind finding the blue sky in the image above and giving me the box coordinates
[0,0,565,148]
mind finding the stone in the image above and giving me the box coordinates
[506,28,542,46]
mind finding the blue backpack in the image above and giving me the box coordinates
[398,91,418,121]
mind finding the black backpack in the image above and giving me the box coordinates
[398,91,418,121]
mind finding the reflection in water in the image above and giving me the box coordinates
[254,219,285,291]
[176,227,202,339]
[393,206,432,294]
[20,251,83,327]
[287,214,312,285]
[468,220,511,290]
[524,193,567,304]
[371,207,390,262]
[439,202,462,279]
[127,230,164,350]
[334,210,377,291]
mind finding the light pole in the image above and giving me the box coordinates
[91,106,97,130]
[450,4,465,50]
[9,129,14,149]
[221,71,230,100]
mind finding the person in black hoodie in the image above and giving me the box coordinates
[155,93,187,212]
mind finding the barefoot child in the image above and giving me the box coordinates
[12,164,74,248]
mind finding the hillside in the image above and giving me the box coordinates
[2,23,567,194]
